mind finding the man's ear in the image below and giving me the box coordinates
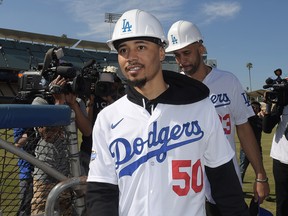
[159,47,166,62]
[199,44,207,56]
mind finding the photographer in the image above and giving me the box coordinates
[262,68,288,216]
[31,75,92,215]
[80,73,125,175]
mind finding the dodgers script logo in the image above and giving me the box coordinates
[210,93,231,108]
[122,19,132,32]
[109,120,204,178]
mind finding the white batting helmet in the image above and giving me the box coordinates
[165,20,203,53]
[107,9,168,51]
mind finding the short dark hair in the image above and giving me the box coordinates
[113,37,164,51]
[251,101,261,108]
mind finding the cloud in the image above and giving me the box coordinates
[201,2,241,24]
[63,0,185,42]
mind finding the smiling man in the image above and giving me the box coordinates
[86,9,249,216]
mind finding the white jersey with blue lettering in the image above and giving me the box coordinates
[203,68,254,202]
[87,94,234,216]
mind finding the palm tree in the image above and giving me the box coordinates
[246,62,253,91]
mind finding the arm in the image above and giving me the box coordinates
[86,182,119,216]
[262,104,282,133]
[205,160,249,216]
[86,95,95,123]
[262,113,280,133]
[15,133,28,148]
[236,122,270,203]
[65,93,92,136]
[50,75,92,136]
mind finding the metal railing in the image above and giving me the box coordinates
[0,104,87,216]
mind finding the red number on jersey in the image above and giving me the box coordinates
[218,114,231,135]
[172,159,203,196]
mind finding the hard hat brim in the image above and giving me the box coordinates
[165,41,193,53]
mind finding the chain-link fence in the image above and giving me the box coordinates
[0,104,87,216]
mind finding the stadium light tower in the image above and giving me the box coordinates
[105,13,122,38]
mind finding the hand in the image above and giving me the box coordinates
[65,93,78,109]
[253,180,270,204]
[50,75,66,104]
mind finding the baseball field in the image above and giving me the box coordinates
[0,128,277,215]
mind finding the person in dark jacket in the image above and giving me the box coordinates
[240,101,263,182]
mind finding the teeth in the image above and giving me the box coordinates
[129,66,140,71]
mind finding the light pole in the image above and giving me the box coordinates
[104,13,122,38]
[246,62,253,92]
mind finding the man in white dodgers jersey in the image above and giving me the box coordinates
[166,20,270,215]
[86,9,249,216]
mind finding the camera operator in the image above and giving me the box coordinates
[80,74,125,175]
[262,68,288,216]
[31,75,92,215]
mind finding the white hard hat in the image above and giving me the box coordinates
[165,20,203,53]
[107,9,168,51]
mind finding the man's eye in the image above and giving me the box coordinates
[138,45,145,50]
[119,48,127,54]
[184,51,191,55]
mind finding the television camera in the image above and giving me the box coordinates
[263,68,288,106]
[18,47,120,99]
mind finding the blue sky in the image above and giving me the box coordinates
[1,0,288,91]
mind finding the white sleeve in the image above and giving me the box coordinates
[87,114,118,185]
[231,76,254,125]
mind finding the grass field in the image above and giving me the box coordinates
[0,129,277,215]
[236,129,276,215]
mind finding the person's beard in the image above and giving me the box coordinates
[183,65,198,77]
[182,52,201,77]
[126,78,147,88]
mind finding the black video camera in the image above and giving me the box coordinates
[263,68,288,106]
[18,47,77,94]
[18,47,118,98]
[72,60,118,98]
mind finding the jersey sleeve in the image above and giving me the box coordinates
[87,113,118,185]
[231,76,254,125]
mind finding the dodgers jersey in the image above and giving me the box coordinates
[87,94,234,216]
[203,68,254,202]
